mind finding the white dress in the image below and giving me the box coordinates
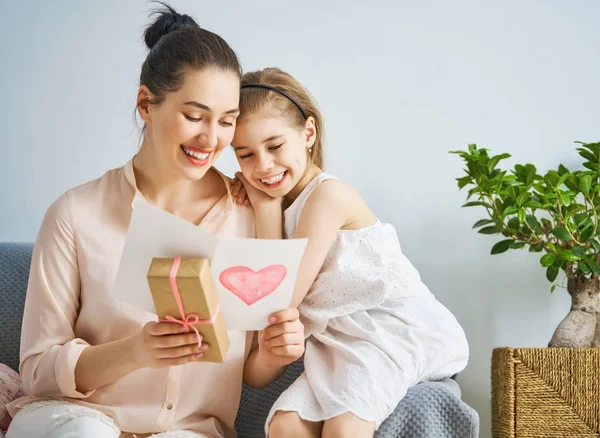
[265,173,469,432]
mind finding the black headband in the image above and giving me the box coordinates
[241,84,308,119]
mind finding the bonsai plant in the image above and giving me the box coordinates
[452,141,600,348]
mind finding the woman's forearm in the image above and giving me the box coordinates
[74,334,141,393]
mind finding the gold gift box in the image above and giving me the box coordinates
[147,257,230,363]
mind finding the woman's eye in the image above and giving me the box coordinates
[239,153,254,159]
[184,114,201,122]
[269,144,283,151]
[220,121,234,127]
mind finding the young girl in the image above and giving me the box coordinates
[5,8,304,438]
[231,68,470,438]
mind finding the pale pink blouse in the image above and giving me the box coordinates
[7,159,256,437]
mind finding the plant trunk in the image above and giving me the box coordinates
[548,275,599,348]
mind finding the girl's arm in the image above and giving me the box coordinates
[253,201,283,239]
[232,172,283,240]
[231,174,305,386]
[290,179,368,308]
[242,200,303,387]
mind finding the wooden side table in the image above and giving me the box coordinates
[492,347,600,437]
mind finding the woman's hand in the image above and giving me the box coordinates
[257,308,305,368]
[131,322,209,368]
[231,172,282,211]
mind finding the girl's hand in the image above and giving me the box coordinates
[257,308,305,368]
[131,321,209,368]
[231,172,282,210]
[231,175,250,206]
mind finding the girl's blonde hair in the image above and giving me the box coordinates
[239,68,324,169]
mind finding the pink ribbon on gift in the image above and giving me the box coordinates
[159,257,221,348]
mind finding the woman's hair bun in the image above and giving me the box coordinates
[144,2,199,50]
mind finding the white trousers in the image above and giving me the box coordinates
[6,401,210,438]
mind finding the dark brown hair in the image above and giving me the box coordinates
[139,2,241,108]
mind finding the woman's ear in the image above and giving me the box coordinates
[137,86,154,124]
[304,116,317,149]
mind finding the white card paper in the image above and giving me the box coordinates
[112,200,307,330]
[211,236,307,330]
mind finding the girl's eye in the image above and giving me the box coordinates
[269,144,283,151]
[220,121,234,127]
[184,114,201,122]
[239,152,254,159]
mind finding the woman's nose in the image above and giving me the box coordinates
[198,121,218,149]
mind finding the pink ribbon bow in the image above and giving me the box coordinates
[159,257,220,349]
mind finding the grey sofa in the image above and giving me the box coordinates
[0,242,479,438]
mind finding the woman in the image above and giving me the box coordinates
[5,5,304,438]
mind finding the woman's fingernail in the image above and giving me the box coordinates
[195,353,204,359]
[269,316,276,323]
[179,326,186,332]
[200,344,209,351]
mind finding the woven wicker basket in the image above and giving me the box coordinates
[492,347,600,438]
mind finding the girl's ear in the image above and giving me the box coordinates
[304,116,317,149]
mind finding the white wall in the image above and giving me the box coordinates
[2,1,599,436]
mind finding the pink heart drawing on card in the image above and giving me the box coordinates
[219,265,287,306]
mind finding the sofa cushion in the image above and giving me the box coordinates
[0,243,32,372]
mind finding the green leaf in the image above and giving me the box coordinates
[507,217,520,230]
[557,173,570,187]
[583,162,600,172]
[472,219,495,229]
[580,226,594,242]
[530,243,544,252]
[574,213,590,226]
[579,262,591,274]
[558,250,578,262]
[552,226,572,241]
[457,176,471,189]
[578,149,596,163]
[564,176,580,193]
[560,192,572,206]
[462,201,493,208]
[517,192,530,207]
[544,174,558,188]
[551,284,557,293]
[524,200,543,209]
[588,259,600,276]
[487,156,501,173]
[573,246,587,257]
[479,226,502,235]
[592,240,600,252]
[503,206,518,216]
[510,242,526,249]
[518,209,526,223]
[525,215,538,229]
[546,265,559,282]
[491,239,514,255]
[558,164,570,175]
[580,175,592,195]
[540,253,556,267]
